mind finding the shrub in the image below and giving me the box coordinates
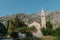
[0,22,7,37]
[10,31,18,38]
[52,27,60,37]
[41,21,53,36]
[41,28,52,36]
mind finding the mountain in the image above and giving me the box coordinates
[0,13,41,24]
[47,11,60,27]
[0,11,60,27]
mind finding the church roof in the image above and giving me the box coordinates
[28,21,41,29]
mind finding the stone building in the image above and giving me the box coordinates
[41,8,46,28]
[28,22,43,38]
[29,8,46,38]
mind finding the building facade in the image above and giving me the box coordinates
[41,8,46,28]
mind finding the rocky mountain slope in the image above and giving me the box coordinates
[0,11,60,27]
[0,13,41,24]
[47,11,60,27]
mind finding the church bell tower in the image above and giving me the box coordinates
[41,8,46,28]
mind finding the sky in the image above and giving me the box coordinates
[0,0,60,16]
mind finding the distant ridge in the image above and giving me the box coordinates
[0,11,60,27]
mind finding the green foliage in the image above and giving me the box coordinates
[25,31,33,37]
[14,15,21,27]
[41,21,60,39]
[16,27,29,33]
[0,22,7,36]
[14,15,27,28]
[10,31,18,38]
[41,28,52,36]
[46,21,53,30]
[41,21,53,36]
[16,26,37,33]
[29,26,37,32]
[25,26,37,37]
[52,27,60,37]
[7,16,37,38]
[7,15,28,33]
[16,26,37,37]
[41,28,47,36]
[7,19,15,33]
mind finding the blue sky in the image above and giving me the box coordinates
[0,0,60,16]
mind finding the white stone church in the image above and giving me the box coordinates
[2,8,46,38]
[28,8,46,38]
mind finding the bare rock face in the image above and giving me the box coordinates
[0,11,60,29]
[47,11,60,29]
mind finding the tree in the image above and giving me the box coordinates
[52,27,60,37]
[10,31,19,40]
[7,19,15,34]
[16,26,37,37]
[0,22,7,37]
[41,21,53,36]
[46,21,53,30]
[14,15,27,28]
[10,31,18,38]
[25,26,37,37]
[29,26,37,33]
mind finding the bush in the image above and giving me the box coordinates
[41,21,53,36]
[10,31,18,38]
[46,21,53,30]
[0,22,7,37]
[52,27,60,37]
[25,32,33,37]
[41,28,52,36]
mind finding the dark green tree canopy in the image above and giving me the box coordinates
[46,21,53,30]
[41,21,53,36]
[0,22,7,36]
[14,15,27,28]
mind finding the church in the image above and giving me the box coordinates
[2,8,47,38]
[28,8,46,38]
